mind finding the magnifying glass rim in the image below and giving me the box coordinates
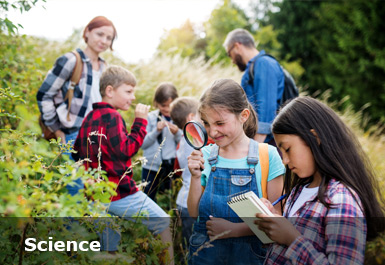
[183,121,208,150]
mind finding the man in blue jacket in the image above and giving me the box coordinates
[223,28,284,145]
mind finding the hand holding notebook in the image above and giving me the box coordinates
[227,191,275,244]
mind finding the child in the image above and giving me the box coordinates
[170,97,199,253]
[187,79,285,265]
[141,82,182,202]
[255,96,385,264]
[73,66,174,264]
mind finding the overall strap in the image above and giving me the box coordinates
[259,143,269,199]
[207,144,219,171]
[247,139,259,174]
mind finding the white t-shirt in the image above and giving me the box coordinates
[288,184,319,217]
[89,69,102,109]
[175,137,195,208]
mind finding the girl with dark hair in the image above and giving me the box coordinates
[141,82,182,202]
[37,16,117,195]
[255,96,385,264]
[187,79,285,265]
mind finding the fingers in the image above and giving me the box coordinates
[188,150,205,175]
[135,103,150,119]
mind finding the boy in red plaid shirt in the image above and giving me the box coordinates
[73,66,174,263]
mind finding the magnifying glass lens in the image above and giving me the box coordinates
[184,122,207,150]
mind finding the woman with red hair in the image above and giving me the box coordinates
[37,16,117,194]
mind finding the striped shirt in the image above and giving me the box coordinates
[37,48,106,134]
[73,102,147,201]
[265,178,366,265]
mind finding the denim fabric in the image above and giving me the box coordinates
[64,131,83,196]
[100,191,170,251]
[241,50,284,143]
[188,140,267,265]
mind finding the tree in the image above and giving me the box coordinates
[204,0,250,63]
[156,20,205,58]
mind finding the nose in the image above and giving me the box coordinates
[281,153,289,165]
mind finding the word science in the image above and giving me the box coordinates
[25,237,101,252]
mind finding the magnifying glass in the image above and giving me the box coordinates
[183,121,208,150]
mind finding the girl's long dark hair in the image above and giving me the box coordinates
[272,96,384,240]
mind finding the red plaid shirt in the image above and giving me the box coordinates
[73,102,147,201]
[265,178,366,265]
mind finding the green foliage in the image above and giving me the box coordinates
[0,0,46,34]
[204,0,250,63]
[157,20,205,59]
[268,0,385,126]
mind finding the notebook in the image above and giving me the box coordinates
[227,191,274,244]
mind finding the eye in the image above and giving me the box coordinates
[285,148,290,153]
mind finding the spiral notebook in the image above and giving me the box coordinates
[227,191,274,244]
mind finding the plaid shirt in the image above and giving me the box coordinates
[73,102,147,201]
[265,178,366,265]
[37,48,106,133]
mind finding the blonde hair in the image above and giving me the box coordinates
[170,97,199,129]
[100,65,136,97]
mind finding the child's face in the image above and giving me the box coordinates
[157,98,173,117]
[201,107,245,149]
[110,84,135,111]
[274,133,319,180]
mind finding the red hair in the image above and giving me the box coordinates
[83,16,117,50]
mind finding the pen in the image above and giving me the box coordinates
[272,194,287,206]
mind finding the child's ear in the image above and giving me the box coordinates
[105,85,115,98]
[240,108,250,123]
[187,113,195,122]
[310,129,321,145]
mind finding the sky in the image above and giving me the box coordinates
[6,0,251,64]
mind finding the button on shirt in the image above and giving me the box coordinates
[73,102,147,201]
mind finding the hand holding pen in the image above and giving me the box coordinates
[272,194,287,206]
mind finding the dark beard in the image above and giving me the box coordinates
[235,54,246,72]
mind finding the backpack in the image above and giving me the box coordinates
[248,53,298,105]
[38,50,83,140]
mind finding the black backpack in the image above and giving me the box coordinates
[248,53,298,105]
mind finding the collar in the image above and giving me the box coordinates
[76,48,105,63]
[92,102,115,110]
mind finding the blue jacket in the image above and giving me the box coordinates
[241,50,284,142]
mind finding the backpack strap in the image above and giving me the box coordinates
[259,143,269,199]
[64,50,83,121]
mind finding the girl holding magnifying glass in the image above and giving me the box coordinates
[187,79,285,265]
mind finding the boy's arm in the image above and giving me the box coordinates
[118,116,148,158]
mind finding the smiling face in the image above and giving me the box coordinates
[109,83,135,111]
[85,25,115,54]
[200,107,247,149]
[274,133,321,183]
[157,98,173,117]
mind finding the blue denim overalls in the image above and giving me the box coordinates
[188,139,267,265]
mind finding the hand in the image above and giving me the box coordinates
[135,103,150,119]
[254,213,301,246]
[206,216,234,240]
[157,121,166,131]
[260,198,279,215]
[167,122,179,135]
[54,130,66,144]
[188,150,204,178]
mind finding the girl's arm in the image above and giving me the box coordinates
[267,175,284,214]
[256,187,366,265]
[206,217,254,239]
[187,150,205,218]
